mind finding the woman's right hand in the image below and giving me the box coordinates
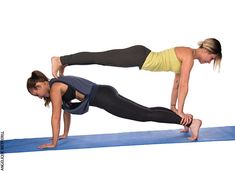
[178,113,193,126]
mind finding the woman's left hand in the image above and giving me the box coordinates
[38,143,56,149]
[179,113,193,126]
[59,134,68,140]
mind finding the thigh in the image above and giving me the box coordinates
[91,85,148,120]
[91,85,181,124]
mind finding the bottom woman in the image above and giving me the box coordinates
[27,70,201,149]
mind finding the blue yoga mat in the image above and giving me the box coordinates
[3,126,235,153]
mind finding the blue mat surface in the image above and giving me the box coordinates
[3,126,235,153]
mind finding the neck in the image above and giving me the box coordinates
[192,49,198,59]
[45,81,51,96]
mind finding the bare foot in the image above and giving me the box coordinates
[188,119,202,141]
[180,126,189,133]
[51,56,64,78]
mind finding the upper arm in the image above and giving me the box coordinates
[179,57,193,87]
[50,83,63,117]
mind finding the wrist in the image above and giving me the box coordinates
[170,104,176,109]
[63,133,68,138]
[51,142,57,148]
[177,111,185,117]
[52,137,58,146]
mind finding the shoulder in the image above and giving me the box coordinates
[50,77,72,91]
[51,82,65,89]
[174,47,193,61]
[50,82,68,97]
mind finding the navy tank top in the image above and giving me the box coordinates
[49,76,97,114]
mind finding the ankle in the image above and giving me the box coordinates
[52,56,62,66]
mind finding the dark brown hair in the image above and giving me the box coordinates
[27,70,51,106]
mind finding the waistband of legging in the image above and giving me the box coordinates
[89,84,99,104]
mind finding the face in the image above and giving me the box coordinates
[199,49,217,64]
[29,82,50,99]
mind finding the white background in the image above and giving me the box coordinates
[1,0,235,170]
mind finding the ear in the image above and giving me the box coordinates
[34,83,42,90]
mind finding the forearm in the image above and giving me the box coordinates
[170,87,178,109]
[171,74,180,110]
[51,115,61,146]
[177,85,188,114]
[63,112,71,136]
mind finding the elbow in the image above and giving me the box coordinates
[52,113,61,123]
[179,83,188,92]
[52,115,61,122]
[180,83,188,88]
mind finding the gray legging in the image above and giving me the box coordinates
[90,85,191,126]
[60,45,151,69]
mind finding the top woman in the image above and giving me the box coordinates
[51,38,222,123]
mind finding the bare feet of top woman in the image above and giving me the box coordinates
[51,56,65,78]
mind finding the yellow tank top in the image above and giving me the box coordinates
[141,48,181,73]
